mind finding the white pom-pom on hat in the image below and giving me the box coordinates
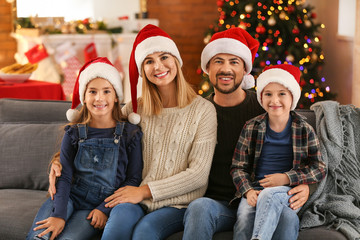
[240,74,255,89]
[66,109,80,123]
[128,112,141,125]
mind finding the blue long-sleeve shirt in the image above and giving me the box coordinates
[52,122,143,220]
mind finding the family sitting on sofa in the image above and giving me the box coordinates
[8,25,360,240]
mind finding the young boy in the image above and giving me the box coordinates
[230,64,326,240]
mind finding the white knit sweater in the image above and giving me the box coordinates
[123,96,217,212]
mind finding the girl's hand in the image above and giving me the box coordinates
[259,173,290,188]
[245,189,260,207]
[104,185,151,207]
[87,209,108,229]
[48,159,62,200]
[33,217,65,240]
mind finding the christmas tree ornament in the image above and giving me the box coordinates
[279,11,287,20]
[287,5,295,14]
[305,20,312,27]
[245,4,253,13]
[286,54,295,62]
[256,25,266,34]
[217,0,224,7]
[292,26,300,35]
[268,17,276,26]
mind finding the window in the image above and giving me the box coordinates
[338,0,356,37]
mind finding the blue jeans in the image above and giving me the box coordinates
[101,203,144,240]
[132,207,186,240]
[26,198,99,240]
[233,186,300,240]
[183,197,237,240]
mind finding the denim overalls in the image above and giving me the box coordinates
[70,122,124,210]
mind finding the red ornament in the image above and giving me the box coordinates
[311,13,317,19]
[287,5,295,13]
[260,61,266,67]
[265,38,273,44]
[82,18,90,25]
[217,0,224,7]
[196,68,202,75]
[292,27,300,35]
[300,79,306,87]
[256,25,266,34]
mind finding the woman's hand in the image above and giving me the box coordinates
[245,189,260,207]
[87,209,108,229]
[48,161,62,200]
[259,173,290,188]
[288,184,310,210]
[33,217,65,240]
[104,185,151,208]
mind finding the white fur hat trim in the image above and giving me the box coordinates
[201,38,252,74]
[256,68,301,110]
[135,36,183,76]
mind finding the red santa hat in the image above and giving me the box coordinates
[128,24,182,124]
[201,27,260,89]
[66,57,123,122]
[256,64,301,110]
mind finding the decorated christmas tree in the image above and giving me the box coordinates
[198,0,335,108]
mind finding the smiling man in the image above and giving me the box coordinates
[182,28,312,240]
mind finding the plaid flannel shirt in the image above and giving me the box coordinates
[230,111,326,197]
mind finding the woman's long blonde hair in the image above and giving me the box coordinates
[139,56,197,116]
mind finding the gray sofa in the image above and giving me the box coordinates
[0,98,346,240]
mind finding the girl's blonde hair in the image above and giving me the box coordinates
[139,56,197,116]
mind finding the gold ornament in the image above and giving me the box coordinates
[204,34,212,44]
[305,20,312,27]
[201,81,210,92]
[279,11,287,20]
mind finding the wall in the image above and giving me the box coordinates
[0,0,17,68]
[352,0,360,106]
[147,0,218,88]
[309,0,354,105]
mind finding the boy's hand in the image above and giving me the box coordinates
[87,209,108,229]
[48,157,62,200]
[245,189,261,207]
[260,173,290,188]
[33,217,65,240]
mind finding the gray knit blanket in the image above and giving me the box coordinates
[299,101,360,239]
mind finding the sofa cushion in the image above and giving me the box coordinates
[0,98,71,123]
[0,123,64,190]
[0,189,48,240]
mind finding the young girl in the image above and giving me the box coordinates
[26,57,143,240]
[231,64,326,240]
[49,24,217,240]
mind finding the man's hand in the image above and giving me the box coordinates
[104,185,151,208]
[245,189,261,207]
[33,217,65,240]
[48,155,62,200]
[288,184,309,210]
[259,173,290,188]
[87,209,108,229]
